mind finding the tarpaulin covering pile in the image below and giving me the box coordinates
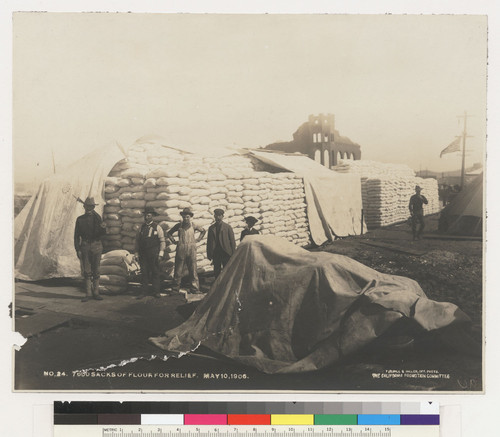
[150,235,470,374]
[249,151,365,244]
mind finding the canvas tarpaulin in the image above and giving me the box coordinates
[439,173,483,237]
[133,134,238,157]
[14,143,127,281]
[150,235,469,374]
[249,151,364,244]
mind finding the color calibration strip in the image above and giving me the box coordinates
[54,401,439,426]
[55,413,439,425]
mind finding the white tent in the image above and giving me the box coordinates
[438,173,483,237]
[14,143,127,280]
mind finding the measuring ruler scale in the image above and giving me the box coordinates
[54,424,438,437]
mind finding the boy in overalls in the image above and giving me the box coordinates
[167,207,206,294]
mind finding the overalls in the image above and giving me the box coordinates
[173,224,199,292]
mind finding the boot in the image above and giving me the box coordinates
[152,277,161,298]
[136,283,148,300]
[81,278,92,302]
[92,277,103,300]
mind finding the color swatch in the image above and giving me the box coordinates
[54,402,439,426]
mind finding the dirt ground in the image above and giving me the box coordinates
[14,214,483,392]
[316,215,483,326]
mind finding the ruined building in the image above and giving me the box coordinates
[264,113,361,168]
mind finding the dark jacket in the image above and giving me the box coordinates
[240,228,260,241]
[207,221,236,260]
[409,194,428,215]
[74,210,106,251]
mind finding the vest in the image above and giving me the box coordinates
[138,221,160,252]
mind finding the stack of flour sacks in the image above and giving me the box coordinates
[101,142,311,274]
[99,250,139,294]
[333,160,440,229]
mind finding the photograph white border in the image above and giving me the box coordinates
[2,1,499,436]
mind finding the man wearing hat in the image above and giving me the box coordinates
[167,207,206,294]
[134,206,166,299]
[409,185,429,240]
[74,197,107,302]
[240,216,260,241]
[207,209,236,279]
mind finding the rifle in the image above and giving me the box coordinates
[73,195,85,204]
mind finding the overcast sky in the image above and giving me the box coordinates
[12,13,487,186]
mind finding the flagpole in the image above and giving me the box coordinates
[460,111,467,190]
[51,148,56,174]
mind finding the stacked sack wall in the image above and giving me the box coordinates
[102,144,311,273]
[333,160,440,229]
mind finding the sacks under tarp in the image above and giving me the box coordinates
[14,143,127,281]
[439,173,483,237]
[150,235,469,374]
[249,150,364,244]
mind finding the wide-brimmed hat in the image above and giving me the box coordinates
[415,185,422,191]
[143,206,158,216]
[244,216,258,226]
[180,207,194,217]
[213,208,225,216]
[83,197,97,207]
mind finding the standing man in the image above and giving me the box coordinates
[167,207,206,294]
[207,208,236,279]
[409,185,428,240]
[135,206,166,299]
[74,196,107,302]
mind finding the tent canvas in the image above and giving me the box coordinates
[439,173,483,237]
[249,150,365,244]
[150,235,469,374]
[14,143,127,281]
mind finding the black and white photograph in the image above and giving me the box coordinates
[11,12,486,392]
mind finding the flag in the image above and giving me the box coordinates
[440,138,461,158]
